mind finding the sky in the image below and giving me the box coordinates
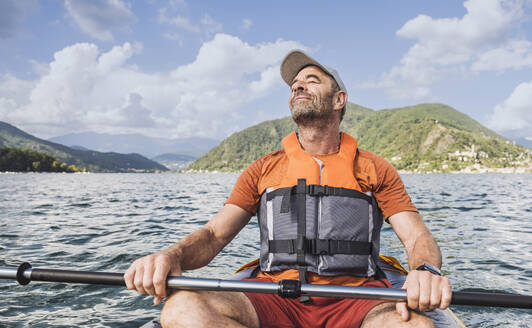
[1,0,531,142]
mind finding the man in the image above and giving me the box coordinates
[125,50,452,327]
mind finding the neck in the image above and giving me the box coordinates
[296,123,341,155]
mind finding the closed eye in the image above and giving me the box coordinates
[291,74,322,86]
[305,74,321,83]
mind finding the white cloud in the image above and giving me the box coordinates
[241,19,253,31]
[158,8,200,33]
[169,0,187,8]
[0,74,36,120]
[249,66,279,96]
[397,0,519,64]
[472,40,532,72]
[360,0,524,101]
[158,7,223,42]
[201,14,222,35]
[64,0,137,41]
[487,81,532,134]
[0,73,35,105]
[163,32,184,46]
[119,93,156,127]
[29,59,50,76]
[1,35,305,139]
[84,92,156,128]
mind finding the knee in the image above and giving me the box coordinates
[160,291,206,328]
[408,311,435,328]
[362,303,435,328]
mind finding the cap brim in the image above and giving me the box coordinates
[280,50,346,93]
[281,50,328,86]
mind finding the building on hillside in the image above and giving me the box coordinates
[448,145,482,161]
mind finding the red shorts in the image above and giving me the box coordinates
[243,277,392,328]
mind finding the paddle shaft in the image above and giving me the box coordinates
[1,264,531,309]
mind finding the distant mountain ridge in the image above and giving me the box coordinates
[188,103,531,173]
[48,132,219,158]
[0,122,167,172]
[510,137,532,149]
[152,153,197,171]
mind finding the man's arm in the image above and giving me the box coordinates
[388,211,441,270]
[124,204,252,305]
[388,211,452,321]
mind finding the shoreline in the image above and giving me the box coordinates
[398,165,531,174]
[184,167,532,175]
[3,166,531,174]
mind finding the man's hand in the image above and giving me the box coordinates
[124,251,181,306]
[123,205,252,306]
[395,270,452,321]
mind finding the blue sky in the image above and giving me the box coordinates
[1,0,531,142]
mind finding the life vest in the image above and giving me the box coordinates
[257,132,384,280]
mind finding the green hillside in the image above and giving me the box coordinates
[0,122,168,173]
[190,103,372,171]
[188,103,531,173]
[0,147,80,172]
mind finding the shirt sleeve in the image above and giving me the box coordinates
[373,156,418,219]
[225,157,263,215]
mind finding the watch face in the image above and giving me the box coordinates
[416,264,441,275]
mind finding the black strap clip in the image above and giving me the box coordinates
[313,239,330,255]
[278,279,302,298]
[308,184,326,196]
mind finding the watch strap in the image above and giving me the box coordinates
[415,263,442,276]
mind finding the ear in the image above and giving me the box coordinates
[333,90,347,111]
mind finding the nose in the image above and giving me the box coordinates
[291,80,306,93]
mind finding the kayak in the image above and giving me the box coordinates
[141,255,466,328]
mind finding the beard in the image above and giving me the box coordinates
[289,91,335,125]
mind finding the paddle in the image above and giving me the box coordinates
[1,262,531,309]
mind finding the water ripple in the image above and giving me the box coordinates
[0,172,531,327]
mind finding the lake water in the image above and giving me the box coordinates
[0,173,531,327]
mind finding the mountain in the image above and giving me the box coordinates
[188,103,371,171]
[70,145,91,151]
[0,121,168,172]
[151,153,197,171]
[188,103,532,173]
[152,153,197,162]
[514,137,532,148]
[48,132,219,158]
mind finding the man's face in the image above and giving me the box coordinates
[288,65,337,124]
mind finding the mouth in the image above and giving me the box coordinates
[294,96,310,101]
[292,92,312,102]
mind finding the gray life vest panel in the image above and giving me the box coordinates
[257,180,384,277]
[256,132,384,279]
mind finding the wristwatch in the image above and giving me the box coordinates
[415,263,442,276]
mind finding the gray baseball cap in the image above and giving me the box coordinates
[280,50,346,92]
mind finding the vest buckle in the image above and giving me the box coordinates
[310,239,330,255]
[308,184,325,196]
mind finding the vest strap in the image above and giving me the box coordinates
[296,179,310,303]
[298,268,310,303]
[296,179,307,267]
[266,185,372,203]
[280,189,291,213]
[269,239,372,256]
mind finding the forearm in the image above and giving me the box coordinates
[160,204,251,271]
[124,204,251,304]
[163,226,224,271]
[389,211,442,270]
[389,211,451,316]
[405,229,442,270]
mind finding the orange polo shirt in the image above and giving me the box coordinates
[226,134,417,286]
